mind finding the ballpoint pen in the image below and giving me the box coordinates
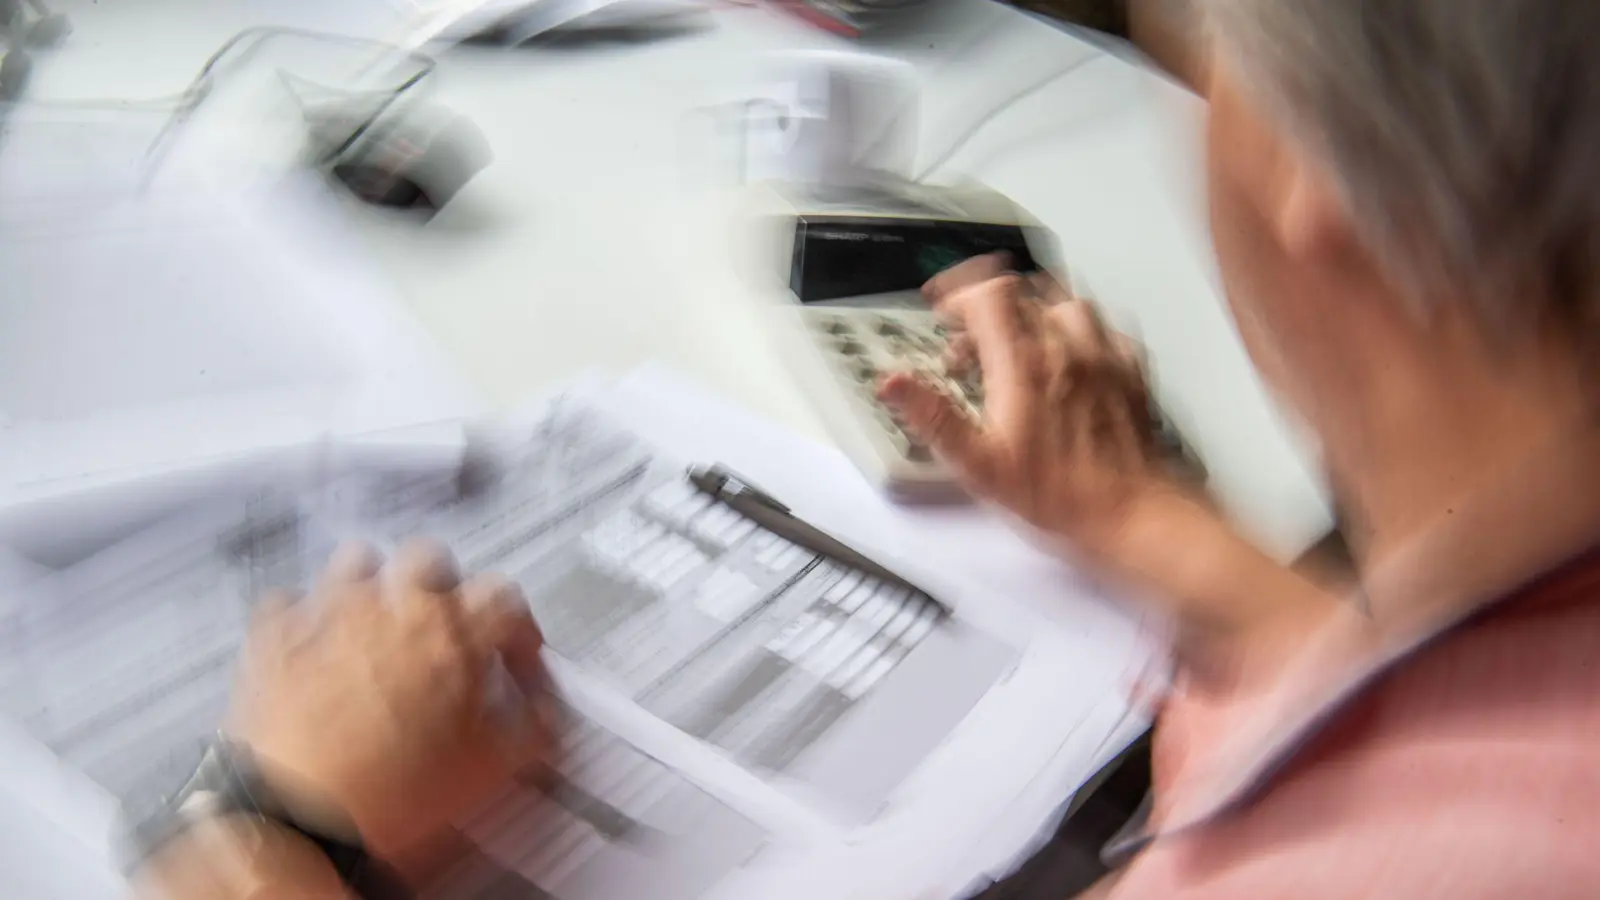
[687,464,949,615]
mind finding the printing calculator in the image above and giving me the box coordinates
[738,178,1203,500]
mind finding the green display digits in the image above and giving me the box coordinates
[917,244,967,279]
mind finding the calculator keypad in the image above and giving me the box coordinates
[801,306,1205,494]
[807,309,976,471]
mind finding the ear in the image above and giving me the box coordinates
[1273,155,1357,269]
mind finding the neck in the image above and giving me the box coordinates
[1359,402,1583,565]
[1333,330,1600,613]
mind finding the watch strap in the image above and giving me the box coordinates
[127,738,412,900]
[272,815,413,900]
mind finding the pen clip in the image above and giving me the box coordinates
[689,465,791,514]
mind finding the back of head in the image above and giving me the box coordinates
[1207,0,1600,353]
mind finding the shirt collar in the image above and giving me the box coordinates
[1134,421,1600,844]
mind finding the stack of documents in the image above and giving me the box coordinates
[0,373,1153,900]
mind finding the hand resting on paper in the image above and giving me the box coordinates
[136,539,560,899]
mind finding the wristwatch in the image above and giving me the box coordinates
[125,736,413,900]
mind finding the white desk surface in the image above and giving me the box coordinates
[36,0,1329,557]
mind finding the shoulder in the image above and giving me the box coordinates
[1118,738,1600,899]
[1364,565,1600,739]
[1121,569,1600,899]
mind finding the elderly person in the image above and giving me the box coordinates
[885,0,1600,895]
[136,0,1598,897]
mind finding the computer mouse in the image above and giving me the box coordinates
[311,101,493,216]
[329,159,433,211]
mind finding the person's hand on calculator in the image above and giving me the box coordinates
[878,255,1316,624]
[228,539,559,865]
[878,255,1180,562]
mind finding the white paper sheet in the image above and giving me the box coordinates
[440,704,771,900]
[0,116,479,566]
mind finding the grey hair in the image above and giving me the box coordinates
[1205,0,1600,345]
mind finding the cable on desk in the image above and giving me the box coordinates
[912,53,1104,183]
[138,26,438,183]
[0,26,437,188]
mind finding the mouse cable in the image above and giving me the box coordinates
[274,68,430,166]
[3,28,432,128]
[139,26,437,184]
[911,51,1103,184]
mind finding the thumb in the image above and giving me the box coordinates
[877,372,997,494]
